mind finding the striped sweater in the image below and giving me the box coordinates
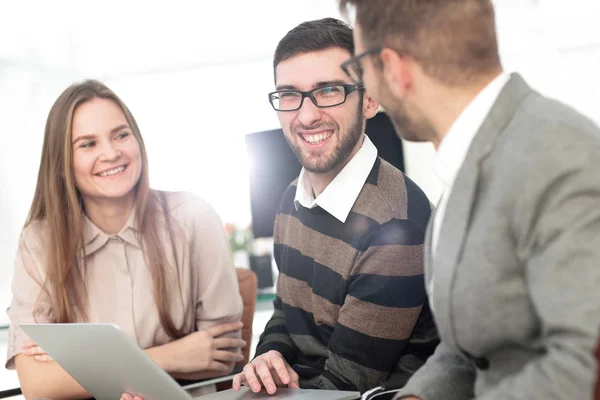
[255,158,439,393]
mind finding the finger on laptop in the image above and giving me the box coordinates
[272,364,299,388]
[256,360,277,394]
[285,365,300,389]
[270,353,291,385]
[232,372,250,391]
[242,362,264,393]
[232,372,243,390]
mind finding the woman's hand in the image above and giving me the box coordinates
[120,393,142,400]
[161,321,246,374]
[22,339,53,362]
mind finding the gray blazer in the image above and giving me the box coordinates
[395,73,600,400]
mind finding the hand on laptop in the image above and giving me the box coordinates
[22,339,53,361]
[232,350,300,395]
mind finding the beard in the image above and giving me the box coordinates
[376,79,436,143]
[285,98,365,174]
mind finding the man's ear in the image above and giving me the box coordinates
[380,48,411,99]
[362,91,379,119]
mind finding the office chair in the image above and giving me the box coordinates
[215,268,258,391]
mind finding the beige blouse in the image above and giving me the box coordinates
[5,191,243,380]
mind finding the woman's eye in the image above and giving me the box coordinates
[79,141,95,149]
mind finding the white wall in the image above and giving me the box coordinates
[103,59,280,226]
[402,0,600,204]
[0,67,72,325]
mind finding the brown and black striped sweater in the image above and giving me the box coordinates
[255,158,439,393]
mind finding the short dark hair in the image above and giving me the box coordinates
[273,17,354,73]
[339,0,501,85]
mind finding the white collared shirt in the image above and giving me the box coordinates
[432,72,510,254]
[294,135,378,223]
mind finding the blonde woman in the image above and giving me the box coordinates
[5,80,244,399]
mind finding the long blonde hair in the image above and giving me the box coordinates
[27,80,186,338]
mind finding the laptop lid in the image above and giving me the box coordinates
[19,323,193,400]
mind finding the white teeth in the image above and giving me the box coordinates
[303,132,331,144]
[99,166,125,177]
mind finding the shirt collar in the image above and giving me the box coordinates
[294,134,378,223]
[435,72,510,189]
[83,208,139,256]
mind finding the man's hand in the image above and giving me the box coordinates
[232,350,300,394]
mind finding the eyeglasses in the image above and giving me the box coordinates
[341,48,382,85]
[268,84,364,112]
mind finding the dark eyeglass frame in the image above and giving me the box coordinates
[341,47,383,85]
[268,84,364,112]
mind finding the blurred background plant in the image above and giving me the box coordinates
[224,222,253,254]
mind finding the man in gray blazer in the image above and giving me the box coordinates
[338,0,600,399]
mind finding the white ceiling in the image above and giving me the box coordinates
[1,0,598,78]
[0,0,343,78]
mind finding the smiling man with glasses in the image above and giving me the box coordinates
[233,17,438,397]
[268,83,364,112]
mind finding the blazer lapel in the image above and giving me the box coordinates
[431,73,533,345]
[432,155,481,346]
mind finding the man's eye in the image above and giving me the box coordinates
[319,86,343,96]
[280,92,300,99]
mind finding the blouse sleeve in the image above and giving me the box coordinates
[5,225,53,370]
[188,197,243,332]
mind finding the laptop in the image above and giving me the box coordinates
[19,323,360,400]
[203,387,359,399]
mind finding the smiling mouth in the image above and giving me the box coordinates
[299,131,333,145]
[96,164,128,177]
